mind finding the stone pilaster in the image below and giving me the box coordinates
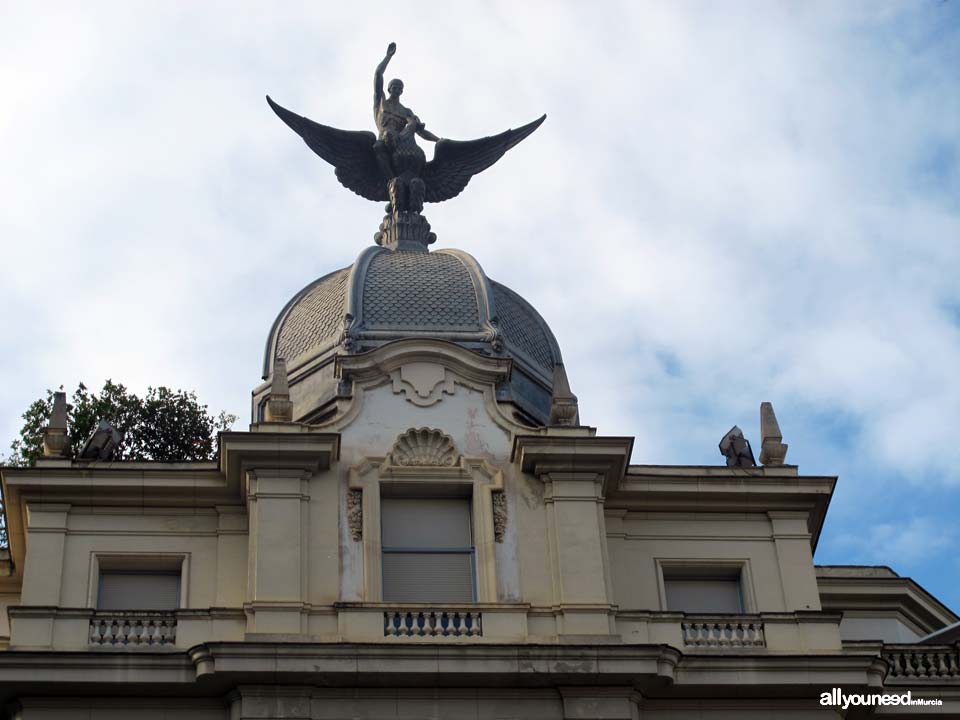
[513,433,632,637]
[769,510,822,612]
[219,432,339,636]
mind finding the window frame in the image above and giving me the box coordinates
[348,455,503,604]
[655,558,755,614]
[88,552,190,610]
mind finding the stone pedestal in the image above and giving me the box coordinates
[374,210,436,251]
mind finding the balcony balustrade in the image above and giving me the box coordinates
[884,644,960,680]
[681,618,766,648]
[384,609,483,637]
[89,611,177,647]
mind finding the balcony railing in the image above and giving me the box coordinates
[681,619,766,648]
[384,609,483,637]
[89,611,177,647]
[884,644,960,680]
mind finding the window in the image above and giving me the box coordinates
[90,554,187,610]
[663,568,745,614]
[97,571,181,611]
[381,497,475,602]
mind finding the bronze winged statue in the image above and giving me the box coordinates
[267,42,544,249]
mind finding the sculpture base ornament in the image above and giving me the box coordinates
[374,206,436,251]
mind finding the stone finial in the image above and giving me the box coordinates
[264,359,294,423]
[719,425,756,468]
[759,401,788,466]
[42,391,70,457]
[549,363,580,426]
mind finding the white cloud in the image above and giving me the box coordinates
[834,516,959,568]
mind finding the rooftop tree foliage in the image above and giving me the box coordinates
[4,381,237,467]
[0,381,237,547]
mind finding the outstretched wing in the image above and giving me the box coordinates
[422,115,545,203]
[266,96,388,202]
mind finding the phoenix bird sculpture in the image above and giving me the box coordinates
[267,42,545,249]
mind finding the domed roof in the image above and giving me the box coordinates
[262,245,563,424]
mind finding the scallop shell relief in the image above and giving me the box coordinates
[389,427,459,467]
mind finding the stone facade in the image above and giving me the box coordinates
[1,244,958,717]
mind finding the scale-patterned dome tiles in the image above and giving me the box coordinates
[275,267,351,364]
[491,280,556,373]
[361,251,481,330]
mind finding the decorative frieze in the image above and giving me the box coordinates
[347,488,363,541]
[492,491,507,543]
[384,610,482,637]
[388,427,458,467]
[389,362,456,407]
[681,620,766,648]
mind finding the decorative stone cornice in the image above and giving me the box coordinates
[188,641,679,684]
[219,431,340,505]
[816,568,959,634]
[512,434,633,496]
[615,465,835,551]
[0,463,230,572]
[325,338,531,436]
[335,338,512,388]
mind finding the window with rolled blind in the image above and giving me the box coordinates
[664,576,743,614]
[381,497,475,603]
[97,571,181,610]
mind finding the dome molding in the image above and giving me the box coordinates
[439,248,499,345]
[341,245,380,351]
[259,244,566,426]
[323,338,527,436]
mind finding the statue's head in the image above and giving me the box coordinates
[388,78,404,97]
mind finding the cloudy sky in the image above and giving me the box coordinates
[2,1,958,610]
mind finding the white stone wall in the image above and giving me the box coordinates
[606,511,822,613]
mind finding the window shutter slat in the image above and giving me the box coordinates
[664,578,743,613]
[381,498,472,547]
[98,572,181,610]
[382,552,474,603]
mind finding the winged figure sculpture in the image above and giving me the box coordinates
[267,42,544,218]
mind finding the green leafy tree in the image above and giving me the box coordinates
[3,380,237,467]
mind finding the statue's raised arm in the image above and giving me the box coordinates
[373,42,396,119]
[268,41,544,249]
